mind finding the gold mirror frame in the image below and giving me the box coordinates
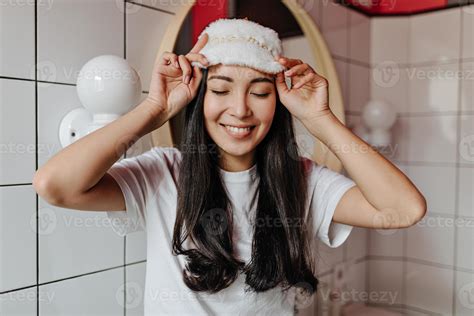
[150,0,345,172]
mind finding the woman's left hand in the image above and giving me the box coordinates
[275,56,333,122]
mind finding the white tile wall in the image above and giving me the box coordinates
[125,3,174,92]
[408,165,456,216]
[348,63,370,113]
[348,10,370,64]
[38,199,124,283]
[0,186,36,292]
[460,61,473,112]
[407,115,458,163]
[370,64,410,114]
[368,259,403,305]
[367,4,473,315]
[409,8,462,64]
[406,214,455,266]
[346,227,368,261]
[405,262,454,315]
[0,79,36,185]
[39,268,124,315]
[371,17,410,65]
[456,223,474,271]
[457,167,474,218]
[407,62,460,113]
[454,270,474,315]
[0,287,37,315]
[320,2,349,58]
[125,262,146,316]
[37,0,124,84]
[459,114,474,164]
[369,228,404,257]
[0,4,35,79]
[462,5,474,59]
[315,239,344,275]
[1,0,176,314]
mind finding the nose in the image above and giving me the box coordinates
[229,94,252,119]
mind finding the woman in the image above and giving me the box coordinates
[33,18,426,315]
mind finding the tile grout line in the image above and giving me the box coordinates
[402,13,413,308]
[34,0,39,315]
[0,260,148,296]
[452,6,465,316]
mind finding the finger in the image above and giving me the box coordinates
[160,52,180,68]
[188,66,203,92]
[293,72,316,89]
[285,63,311,77]
[190,32,209,54]
[185,52,209,66]
[275,71,289,94]
[178,54,192,84]
[278,56,303,68]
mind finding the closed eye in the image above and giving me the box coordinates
[211,90,270,98]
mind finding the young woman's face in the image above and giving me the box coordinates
[203,64,277,164]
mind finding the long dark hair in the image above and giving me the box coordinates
[172,67,318,295]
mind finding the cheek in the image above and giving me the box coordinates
[253,98,276,125]
[203,96,220,121]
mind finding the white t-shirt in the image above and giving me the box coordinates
[106,146,356,316]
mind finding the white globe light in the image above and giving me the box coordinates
[76,55,141,121]
[362,100,397,147]
[59,55,142,148]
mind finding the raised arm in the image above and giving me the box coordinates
[32,99,167,206]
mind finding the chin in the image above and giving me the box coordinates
[218,142,255,157]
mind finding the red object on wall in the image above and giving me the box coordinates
[345,0,448,15]
[191,0,229,44]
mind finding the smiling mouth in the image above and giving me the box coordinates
[219,123,256,137]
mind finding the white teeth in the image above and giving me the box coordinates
[224,125,252,134]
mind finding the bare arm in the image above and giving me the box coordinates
[303,113,427,228]
[33,99,167,205]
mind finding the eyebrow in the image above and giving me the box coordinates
[208,75,274,84]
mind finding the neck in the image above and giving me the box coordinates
[218,148,256,172]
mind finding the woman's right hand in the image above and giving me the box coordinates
[146,33,209,121]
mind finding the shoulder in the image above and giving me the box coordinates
[146,146,182,174]
[150,146,182,162]
[299,156,325,180]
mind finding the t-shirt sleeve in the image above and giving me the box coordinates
[305,158,357,248]
[105,146,180,237]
